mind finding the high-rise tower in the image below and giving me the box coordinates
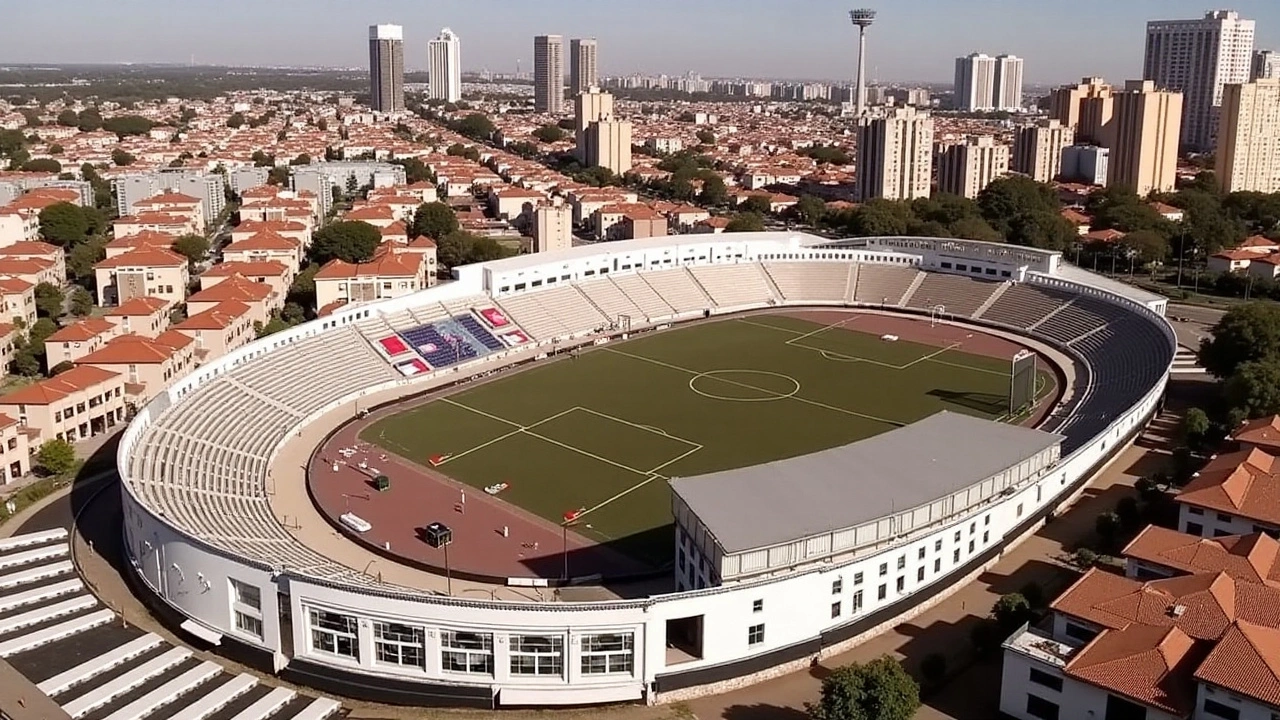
[427,28,462,103]
[368,24,405,113]
[534,35,565,114]
[570,38,599,96]
[849,9,876,117]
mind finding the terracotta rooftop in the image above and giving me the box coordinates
[187,276,272,304]
[1177,446,1280,526]
[46,318,117,343]
[173,300,251,331]
[1233,415,1280,454]
[0,365,120,405]
[202,260,289,278]
[1064,624,1204,716]
[1124,526,1280,587]
[105,296,169,317]
[1195,621,1280,707]
[78,332,191,365]
[94,247,187,269]
[223,230,300,253]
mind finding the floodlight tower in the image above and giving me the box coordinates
[849,9,876,117]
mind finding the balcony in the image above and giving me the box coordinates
[1001,623,1078,669]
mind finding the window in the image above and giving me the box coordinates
[853,572,863,585]
[1187,506,1204,515]
[374,622,425,668]
[1105,694,1148,720]
[954,530,961,543]
[877,584,887,600]
[1217,513,1234,523]
[983,531,989,543]
[969,522,975,535]
[831,601,841,618]
[308,609,359,659]
[984,514,990,526]
[581,633,634,675]
[1017,503,1024,517]
[752,599,763,613]
[440,631,494,675]
[1063,621,1098,644]
[1025,694,1059,720]
[832,578,843,595]
[934,558,941,573]
[897,555,906,570]
[917,567,925,582]
[968,540,975,554]
[510,635,563,676]
[896,576,905,593]
[1186,522,1204,536]
[934,539,942,552]
[1202,699,1240,720]
[879,562,888,576]
[851,590,863,613]
[954,549,961,563]
[747,624,765,646]
[235,611,263,638]
[917,547,926,560]
[1029,667,1063,692]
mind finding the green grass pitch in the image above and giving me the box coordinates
[361,314,1054,566]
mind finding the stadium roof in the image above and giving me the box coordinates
[669,411,1063,555]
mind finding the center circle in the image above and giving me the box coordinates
[688,369,802,403]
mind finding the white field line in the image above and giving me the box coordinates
[435,406,580,466]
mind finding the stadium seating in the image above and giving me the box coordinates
[575,277,648,323]
[640,268,714,314]
[852,265,923,306]
[762,262,853,304]
[609,274,677,319]
[904,273,1006,318]
[1033,293,1118,346]
[399,323,480,368]
[977,283,1078,329]
[687,264,776,309]
[495,285,610,341]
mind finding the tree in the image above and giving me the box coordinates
[33,282,64,319]
[453,113,495,140]
[806,656,920,720]
[68,286,93,317]
[76,108,103,132]
[446,143,481,162]
[102,115,153,137]
[391,157,435,185]
[255,315,291,339]
[1018,581,1046,609]
[1224,359,1280,419]
[34,438,76,477]
[1199,303,1280,379]
[172,234,211,268]
[695,128,716,146]
[532,125,566,143]
[38,202,90,246]
[48,360,74,376]
[67,238,106,285]
[111,148,136,167]
[1116,496,1142,532]
[977,176,1061,236]
[992,593,1033,632]
[1181,407,1212,450]
[1007,211,1077,251]
[290,153,312,166]
[56,109,79,127]
[847,199,912,236]
[795,195,827,226]
[1071,547,1099,569]
[267,166,290,186]
[309,221,381,265]
[740,195,774,215]
[18,157,60,174]
[411,202,460,240]
[700,175,729,205]
[725,212,766,233]
[226,112,246,129]
[251,150,275,168]
[1120,229,1168,264]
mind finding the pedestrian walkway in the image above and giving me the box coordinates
[1170,347,1206,375]
[0,529,343,720]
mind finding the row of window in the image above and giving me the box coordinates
[305,608,635,678]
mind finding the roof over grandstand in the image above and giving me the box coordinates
[670,411,1064,555]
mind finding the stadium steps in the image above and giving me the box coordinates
[896,270,927,306]
[609,274,675,320]
[972,281,1012,319]
[844,264,859,304]
[1027,298,1072,331]
[683,267,721,308]
[1171,347,1206,375]
[758,264,786,304]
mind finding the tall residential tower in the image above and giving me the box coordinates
[534,35,565,114]
[427,28,462,103]
[855,106,933,201]
[368,24,405,113]
[1215,78,1280,193]
[993,55,1024,111]
[1108,80,1183,195]
[954,53,997,111]
[1144,10,1255,151]
[569,38,598,96]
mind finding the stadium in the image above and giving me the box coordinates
[116,233,1175,708]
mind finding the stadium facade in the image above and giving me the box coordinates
[117,233,1174,707]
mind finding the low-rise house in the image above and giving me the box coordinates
[313,245,431,312]
[104,229,178,259]
[171,300,255,365]
[113,212,199,238]
[93,248,189,307]
[0,365,126,444]
[1176,446,1280,537]
[0,277,35,327]
[0,241,66,281]
[185,275,275,327]
[0,413,30,484]
[489,186,546,222]
[76,331,196,405]
[221,230,302,272]
[132,192,206,234]
[103,296,171,338]
[0,323,17,374]
[44,318,121,366]
[199,261,291,304]
[230,220,310,249]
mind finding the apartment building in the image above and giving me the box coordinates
[171,300,255,365]
[1012,119,1075,183]
[0,413,30,485]
[103,297,170,338]
[534,35,565,114]
[313,244,434,312]
[132,193,206,234]
[954,53,997,111]
[199,262,292,305]
[936,136,1010,199]
[532,205,573,253]
[369,24,405,113]
[0,365,126,444]
[1215,78,1280,193]
[0,324,18,378]
[427,28,462,103]
[186,276,277,328]
[221,230,303,273]
[1108,80,1183,195]
[93,248,189,308]
[855,106,934,201]
[76,331,196,404]
[1049,77,1115,146]
[0,241,65,281]
[44,318,121,366]
[0,278,35,327]
[113,212,199,238]
[570,38,599,96]
[993,55,1024,111]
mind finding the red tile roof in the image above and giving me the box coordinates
[0,365,120,405]
[1177,447,1280,526]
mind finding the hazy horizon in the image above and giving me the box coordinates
[2,0,1279,86]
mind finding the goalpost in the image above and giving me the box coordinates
[1009,350,1038,416]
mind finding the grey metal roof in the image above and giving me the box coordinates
[669,411,1063,555]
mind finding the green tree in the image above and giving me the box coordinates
[38,202,90,246]
[806,656,920,720]
[391,157,435,185]
[47,143,63,155]
[700,175,729,205]
[111,148,136,167]
[740,195,774,215]
[34,438,76,476]
[1225,359,1280,419]
[1198,303,1280,378]
[76,108,103,132]
[67,238,106,285]
[102,115,153,137]
[992,593,1033,632]
[794,195,827,226]
[725,212,765,233]
[453,113,495,140]
[848,199,912,236]
[33,282,64,319]
[287,264,319,309]
[1181,407,1212,449]
[68,286,93,317]
[446,143,481,161]
[172,234,211,268]
[56,109,79,127]
[411,202,460,240]
[255,315,291,338]
[695,128,716,146]
[532,125,566,143]
[1008,210,1077,251]
[267,166,290,186]
[1119,229,1168,264]
[1096,511,1122,549]
[1116,496,1142,532]
[977,176,1060,236]
[290,153,312,166]
[20,158,61,173]
[310,221,381,265]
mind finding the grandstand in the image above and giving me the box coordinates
[115,234,1175,708]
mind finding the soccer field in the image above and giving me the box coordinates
[361,312,1055,567]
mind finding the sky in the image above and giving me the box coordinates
[2,0,1279,85]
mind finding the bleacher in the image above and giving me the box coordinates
[495,286,609,342]
[575,278,647,323]
[0,531,344,719]
[399,322,480,368]
[1034,294,1118,346]
[609,274,676,319]
[978,283,1078,329]
[687,264,775,308]
[639,267,713,314]
[905,273,1006,318]
[852,264,922,306]
[763,262,852,304]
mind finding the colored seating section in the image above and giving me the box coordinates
[357,294,508,371]
[0,531,342,719]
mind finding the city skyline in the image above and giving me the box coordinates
[3,0,1280,85]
